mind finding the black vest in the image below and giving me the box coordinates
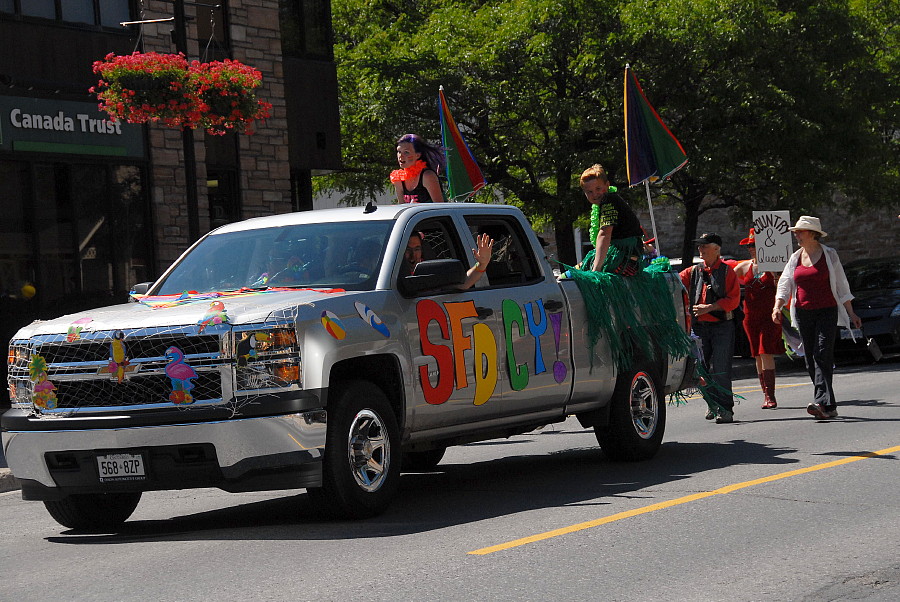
[689,262,731,321]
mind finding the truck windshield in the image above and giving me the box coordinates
[154,220,394,294]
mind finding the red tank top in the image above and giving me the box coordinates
[794,253,836,309]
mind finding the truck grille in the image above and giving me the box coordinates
[10,329,228,413]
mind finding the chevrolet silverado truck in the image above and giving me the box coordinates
[3,202,694,530]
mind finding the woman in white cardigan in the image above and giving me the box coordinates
[771,216,862,420]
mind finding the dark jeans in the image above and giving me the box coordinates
[795,305,839,409]
[692,319,735,411]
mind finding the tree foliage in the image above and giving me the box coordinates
[325,0,898,264]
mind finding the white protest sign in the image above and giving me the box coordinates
[752,210,793,273]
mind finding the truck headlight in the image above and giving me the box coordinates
[234,326,301,391]
[7,344,33,410]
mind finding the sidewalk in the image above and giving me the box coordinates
[0,469,17,494]
[0,441,15,493]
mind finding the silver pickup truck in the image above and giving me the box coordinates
[3,202,694,529]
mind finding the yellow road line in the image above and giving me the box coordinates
[468,444,900,556]
[680,381,808,400]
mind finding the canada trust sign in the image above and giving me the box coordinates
[9,108,124,135]
[0,95,144,157]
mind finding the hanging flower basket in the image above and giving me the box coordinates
[189,59,273,135]
[91,52,195,128]
[91,53,272,135]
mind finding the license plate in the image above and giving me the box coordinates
[840,328,863,340]
[96,453,146,482]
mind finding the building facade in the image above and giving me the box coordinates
[0,0,341,394]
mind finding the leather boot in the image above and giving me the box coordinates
[757,372,768,408]
[762,369,777,408]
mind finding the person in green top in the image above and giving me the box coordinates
[580,164,644,276]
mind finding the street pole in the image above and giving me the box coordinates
[172,0,200,243]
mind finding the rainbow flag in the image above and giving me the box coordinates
[438,87,486,201]
[624,66,688,187]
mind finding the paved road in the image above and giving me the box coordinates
[1,356,897,601]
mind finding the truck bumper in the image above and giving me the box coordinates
[2,409,326,500]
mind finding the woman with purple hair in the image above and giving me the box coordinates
[390,133,446,203]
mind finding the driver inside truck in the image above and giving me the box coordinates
[400,231,494,291]
[251,241,310,287]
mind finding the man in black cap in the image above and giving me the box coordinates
[679,233,741,423]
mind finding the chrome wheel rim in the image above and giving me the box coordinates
[629,372,658,439]
[347,409,390,492]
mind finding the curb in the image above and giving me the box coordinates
[0,469,19,494]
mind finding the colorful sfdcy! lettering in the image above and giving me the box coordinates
[416,297,566,405]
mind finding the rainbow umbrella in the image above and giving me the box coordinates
[439,86,486,201]
[624,65,688,254]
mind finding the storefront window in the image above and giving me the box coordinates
[0,159,152,318]
[99,0,130,27]
[61,1,95,24]
[22,0,56,20]
[9,0,130,26]
[279,0,333,60]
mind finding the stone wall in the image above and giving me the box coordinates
[634,199,900,265]
[140,0,291,272]
[229,0,291,218]
[538,196,898,272]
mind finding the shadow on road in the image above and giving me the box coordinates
[42,355,898,544]
[45,437,803,545]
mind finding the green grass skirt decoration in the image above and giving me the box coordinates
[564,254,736,414]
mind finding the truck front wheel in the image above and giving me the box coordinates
[43,492,142,531]
[308,381,401,519]
[595,362,665,461]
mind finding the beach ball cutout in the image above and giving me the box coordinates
[321,310,347,340]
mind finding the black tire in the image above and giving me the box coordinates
[402,447,446,472]
[43,492,142,531]
[308,380,401,519]
[595,362,665,461]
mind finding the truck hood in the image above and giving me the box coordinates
[14,289,348,338]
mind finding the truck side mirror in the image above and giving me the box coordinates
[128,282,153,302]
[401,259,466,295]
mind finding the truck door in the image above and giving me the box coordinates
[462,214,571,421]
[396,216,506,433]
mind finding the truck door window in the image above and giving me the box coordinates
[398,218,466,289]
[464,216,542,287]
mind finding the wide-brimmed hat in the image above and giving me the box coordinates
[693,232,722,246]
[739,228,755,245]
[788,215,827,237]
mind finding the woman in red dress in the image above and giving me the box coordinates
[733,228,784,408]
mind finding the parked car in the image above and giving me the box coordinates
[835,257,900,359]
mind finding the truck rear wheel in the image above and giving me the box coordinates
[308,380,400,519]
[43,492,142,531]
[595,362,665,461]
